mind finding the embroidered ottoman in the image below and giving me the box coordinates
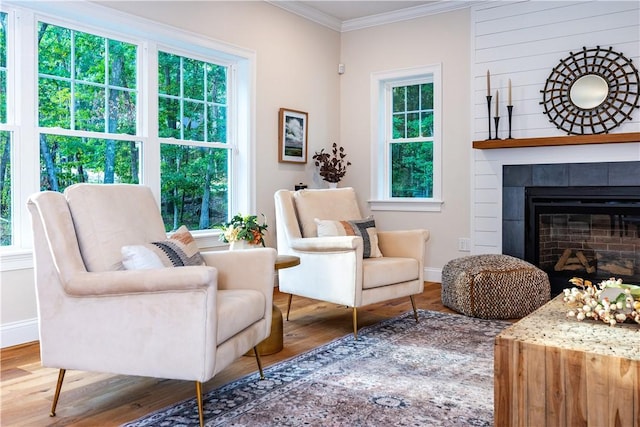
[441,254,550,319]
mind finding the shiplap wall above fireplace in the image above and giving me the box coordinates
[470,1,640,255]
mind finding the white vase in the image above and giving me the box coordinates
[229,240,259,250]
[328,182,338,189]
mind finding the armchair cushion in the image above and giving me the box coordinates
[315,217,382,258]
[121,225,205,270]
[363,257,419,289]
[293,188,362,237]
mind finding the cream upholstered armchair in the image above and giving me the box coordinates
[274,187,430,338]
[27,183,276,427]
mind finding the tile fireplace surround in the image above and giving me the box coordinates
[502,161,640,295]
[502,161,640,259]
[471,137,640,289]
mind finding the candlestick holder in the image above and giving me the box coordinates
[486,95,492,140]
[507,105,513,139]
[493,116,501,140]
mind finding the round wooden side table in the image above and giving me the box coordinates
[246,255,300,356]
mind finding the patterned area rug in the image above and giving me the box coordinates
[123,310,510,427]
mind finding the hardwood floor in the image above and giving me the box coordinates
[1,283,454,426]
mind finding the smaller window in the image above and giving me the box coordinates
[370,65,442,212]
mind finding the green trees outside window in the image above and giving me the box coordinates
[390,82,434,198]
[37,22,139,193]
[158,52,230,231]
[1,5,248,249]
[0,13,10,245]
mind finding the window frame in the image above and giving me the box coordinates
[369,64,443,212]
[1,1,257,270]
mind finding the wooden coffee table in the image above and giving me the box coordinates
[494,294,639,426]
[246,255,300,356]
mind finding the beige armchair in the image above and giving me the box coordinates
[27,183,276,427]
[274,187,429,338]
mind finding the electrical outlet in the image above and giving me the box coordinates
[458,238,471,252]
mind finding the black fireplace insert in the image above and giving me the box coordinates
[524,186,640,295]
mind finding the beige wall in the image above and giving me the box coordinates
[2,2,473,345]
[99,1,342,246]
[339,8,472,271]
[1,1,342,344]
[1,269,37,323]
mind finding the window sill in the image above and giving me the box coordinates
[191,230,229,251]
[0,232,228,273]
[0,250,34,272]
[368,199,443,212]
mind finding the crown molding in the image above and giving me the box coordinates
[342,1,472,32]
[267,1,472,33]
[266,1,343,32]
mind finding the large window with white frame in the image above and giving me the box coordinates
[0,2,254,260]
[0,11,12,246]
[37,21,140,192]
[370,65,442,212]
[158,51,230,231]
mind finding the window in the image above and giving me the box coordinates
[38,22,140,192]
[158,51,230,231]
[1,2,255,264]
[0,12,11,245]
[370,65,442,212]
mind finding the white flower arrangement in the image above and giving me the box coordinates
[563,277,640,326]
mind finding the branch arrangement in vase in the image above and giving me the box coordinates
[312,143,351,184]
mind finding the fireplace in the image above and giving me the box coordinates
[502,161,640,295]
[525,186,640,294]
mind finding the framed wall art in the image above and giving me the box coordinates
[278,108,308,163]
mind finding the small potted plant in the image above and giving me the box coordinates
[312,142,351,186]
[215,213,268,249]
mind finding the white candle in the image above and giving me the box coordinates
[508,79,512,105]
[495,90,499,116]
[486,70,491,96]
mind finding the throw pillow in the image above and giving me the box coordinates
[121,225,206,270]
[314,216,383,258]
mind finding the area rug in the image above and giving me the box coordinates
[123,310,510,427]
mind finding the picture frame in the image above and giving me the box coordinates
[278,108,308,163]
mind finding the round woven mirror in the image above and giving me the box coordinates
[540,46,639,135]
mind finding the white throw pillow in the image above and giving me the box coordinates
[121,225,205,270]
[121,245,164,270]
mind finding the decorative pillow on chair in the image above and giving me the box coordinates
[121,225,206,270]
[315,216,383,258]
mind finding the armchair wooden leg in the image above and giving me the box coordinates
[286,294,293,321]
[352,307,358,340]
[49,368,66,417]
[410,295,419,322]
[253,346,265,380]
[195,381,204,427]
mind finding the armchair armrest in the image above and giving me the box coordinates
[65,266,217,296]
[377,229,430,259]
[289,236,362,252]
[200,247,277,292]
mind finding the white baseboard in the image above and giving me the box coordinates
[424,267,442,284]
[1,318,39,348]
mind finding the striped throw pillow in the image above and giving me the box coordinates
[315,216,382,258]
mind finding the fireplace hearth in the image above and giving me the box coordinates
[502,161,640,295]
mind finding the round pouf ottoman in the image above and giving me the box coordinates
[441,254,550,319]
